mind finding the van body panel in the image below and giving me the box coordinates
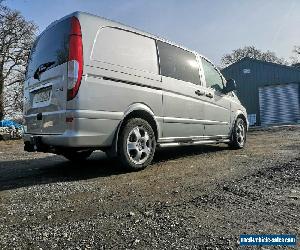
[79,64,162,121]
[161,76,206,137]
[198,56,233,136]
[91,27,158,74]
[203,92,231,136]
[24,16,73,135]
[24,63,69,134]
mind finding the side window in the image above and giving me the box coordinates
[92,27,158,74]
[201,58,224,92]
[157,41,200,85]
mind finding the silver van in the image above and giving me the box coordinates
[23,12,248,170]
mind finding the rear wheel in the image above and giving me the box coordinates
[61,149,93,161]
[118,118,156,171]
[229,117,246,149]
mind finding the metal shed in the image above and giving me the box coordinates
[221,57,300,126]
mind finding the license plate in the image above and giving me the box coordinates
[33,89,51,103]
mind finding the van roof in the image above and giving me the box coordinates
[43,11,216,69]
[46,12,195,52]
[76,11,196,52]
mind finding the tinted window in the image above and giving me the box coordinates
[201,58,224,92]
[157,41,200,84]
[26,18,71,79]
[93,28,158,73]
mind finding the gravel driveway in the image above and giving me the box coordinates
[0,126,299,249]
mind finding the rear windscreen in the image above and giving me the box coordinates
[26,18,71,79]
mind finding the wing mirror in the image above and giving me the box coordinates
[223,78,237,94]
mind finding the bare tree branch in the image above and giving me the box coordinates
[289,46,300,67]
[220,46,287,68]
[0,1,37,119]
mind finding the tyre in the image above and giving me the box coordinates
[61,149,93,161]
[118,118,156,171]
[229,117,246,149]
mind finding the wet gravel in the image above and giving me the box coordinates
[0,126,299,249]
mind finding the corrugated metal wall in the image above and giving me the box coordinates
[259,83,300,125]
[222,58,300,125]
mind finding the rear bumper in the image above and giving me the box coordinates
[23,117,120,150]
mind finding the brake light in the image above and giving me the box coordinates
[67,16,83,101]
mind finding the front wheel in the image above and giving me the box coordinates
[229,117,246,149]
[118,118,156,171]
[61,149,93,161]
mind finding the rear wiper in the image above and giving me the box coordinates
[33,61,55,80]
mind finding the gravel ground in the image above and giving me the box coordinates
[0,126,299,249]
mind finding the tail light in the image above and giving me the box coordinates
[67,16,83,101]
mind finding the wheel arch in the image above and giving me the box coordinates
[237,114,248,131]
[232,110,248,131]
[109,103,161,156]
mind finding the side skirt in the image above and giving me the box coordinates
[157,136,230,148]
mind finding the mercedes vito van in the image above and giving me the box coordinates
[23,12,248,170]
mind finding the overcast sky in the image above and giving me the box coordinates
[6,0,300,66]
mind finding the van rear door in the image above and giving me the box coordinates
[24,16,82,134]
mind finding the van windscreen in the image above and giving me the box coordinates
[26,18,71,80]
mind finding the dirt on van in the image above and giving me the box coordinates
[0,126,299,249]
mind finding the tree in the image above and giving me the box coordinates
[294,46,300,55]
[220,46,287,68]
[0,1,37,120]
[290,46,300,67]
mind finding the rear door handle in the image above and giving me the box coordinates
[205,92,214,98]
[195,90,205,96]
